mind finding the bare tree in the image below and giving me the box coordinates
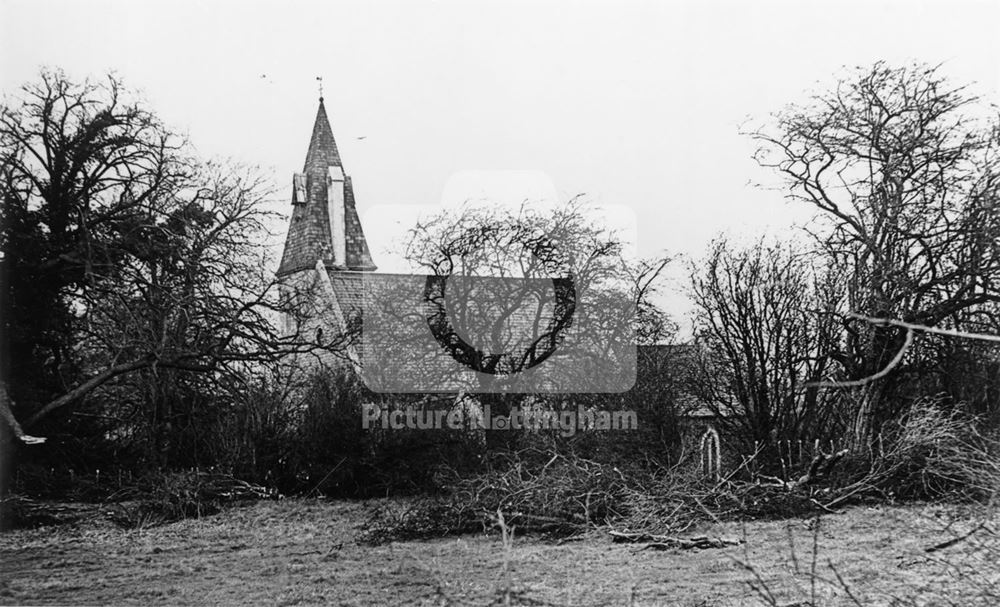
[750,62,1000,444]
[0,70,339,462]
[1,69,187,427]
[397,198,671,394]
[356,198,670,457]
[690,237,843,450]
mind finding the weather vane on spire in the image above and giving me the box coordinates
[316,76,323,100]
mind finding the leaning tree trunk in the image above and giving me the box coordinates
[849,387,873,451]
[0,381,48,501]
[848,322,908,451]
[0,411,14,504]
[849,382,890,452]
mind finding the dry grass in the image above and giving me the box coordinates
[2,498,999,606]
[5,402,999,605]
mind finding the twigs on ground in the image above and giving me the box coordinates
[925,520,993,553]
[359,449,630,544]
[609,530,742,550]
[361,407,1000,547]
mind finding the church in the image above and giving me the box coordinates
[274,96,380,371]
[274,97,708,404]
[274,97,633,393]
[272,96,719,461]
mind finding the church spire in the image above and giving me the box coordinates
[276,97,376,277]
[303,97,342,172]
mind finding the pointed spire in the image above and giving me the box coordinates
[303,97,342,172]
[277,97,376,276]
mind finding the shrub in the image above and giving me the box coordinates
[360,449,636,544]
[107,469,275,529]
[867,398,1000,500]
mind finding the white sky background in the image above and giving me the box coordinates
[2,0,999,335]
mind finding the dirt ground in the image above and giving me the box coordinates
[0,498,995,606]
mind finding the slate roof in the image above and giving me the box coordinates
[303,98,342,172]
[325,270,367,319]
[277,99,376,276]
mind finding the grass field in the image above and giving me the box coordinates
[1,499,996,606]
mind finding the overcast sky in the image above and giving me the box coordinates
[3,0,999,330]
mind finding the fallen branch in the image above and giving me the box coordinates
[809,498,843,515]
[757,449,850,491]
[925,520,989,553]
[610,530,743,550]
[823,479,879,509]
